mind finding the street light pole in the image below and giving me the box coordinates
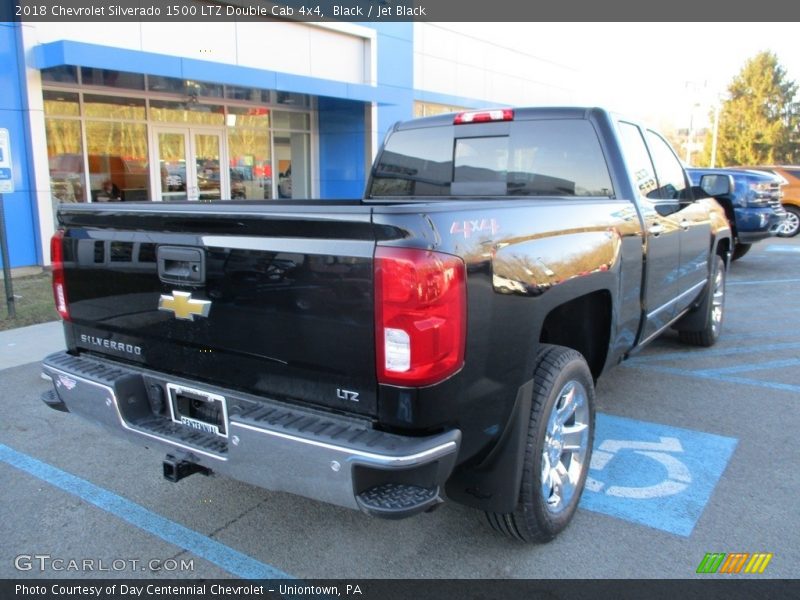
[684,80,707,166]
[710,102,721,168]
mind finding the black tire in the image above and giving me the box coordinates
[485,344,595,543]
[678,255,726,347]
[731,243,751,261]
[778,205,800,238]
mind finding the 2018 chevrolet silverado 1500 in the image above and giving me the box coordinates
[42,107,733,542]
[688,167,786,260]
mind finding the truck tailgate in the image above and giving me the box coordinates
[57,202,379,417]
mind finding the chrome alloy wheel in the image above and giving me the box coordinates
[541,380,590,514]
[711,263,725,337]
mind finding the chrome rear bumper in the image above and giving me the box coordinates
[42,352,460,518]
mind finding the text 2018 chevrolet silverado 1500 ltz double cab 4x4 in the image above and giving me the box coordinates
[42,107,732,542]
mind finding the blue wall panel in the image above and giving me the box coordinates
[0,27,23,112]
[317,25,414,198]
[371,23,414,140]
[318,97,366,199]
[0,23,39,268]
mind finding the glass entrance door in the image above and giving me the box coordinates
[194,132,223,202]
[154,127,225,201]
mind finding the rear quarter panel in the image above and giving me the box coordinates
[371,198,644,451]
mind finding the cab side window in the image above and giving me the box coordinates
[645,130,689,200]
[617,122,659,199]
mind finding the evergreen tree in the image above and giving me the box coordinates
[700,51,798,166]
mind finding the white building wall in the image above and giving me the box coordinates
[25,21,371,85]
[413,23,582,106]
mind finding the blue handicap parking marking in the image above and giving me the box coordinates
[764,245,800,254]
[627,342,800,394]
[579,413,737,537]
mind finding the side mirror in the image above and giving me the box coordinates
[699,174,734,197]
[655,201,680,217]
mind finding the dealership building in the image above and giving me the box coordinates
[0,20,578,268]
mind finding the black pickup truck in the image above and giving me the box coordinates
[42,107,732,542]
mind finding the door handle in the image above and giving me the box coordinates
[157,246,206,285]
[680,219,690,231]
[649,223,665,237]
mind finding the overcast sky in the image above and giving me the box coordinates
[441,22,800,131]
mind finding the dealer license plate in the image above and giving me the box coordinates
[167,383,228,438]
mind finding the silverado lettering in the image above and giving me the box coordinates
[43,107,732,542]
[79,334,142,356]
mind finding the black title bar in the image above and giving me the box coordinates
[5,0,800,22]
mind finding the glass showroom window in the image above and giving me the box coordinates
[227,106,272,200]
[150,100,226,126]
[42,66,78,85]
[84,95,150,202]
[40,65,315,202]
[44,91,85,204]
[81,68,145,91]
[272,111,311,200]
[414,101,470,118]
[85,121,150,202]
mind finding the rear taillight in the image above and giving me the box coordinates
[374,247,466,386]
[50,230,70,321]
[454,108,514,124]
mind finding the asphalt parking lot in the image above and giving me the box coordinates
[1,236,798,580]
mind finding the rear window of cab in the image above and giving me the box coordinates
[369,118,614,199]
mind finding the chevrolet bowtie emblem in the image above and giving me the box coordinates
[158,291,211,321]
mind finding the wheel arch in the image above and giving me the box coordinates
[712,232,732,269]
[538,289,613,380]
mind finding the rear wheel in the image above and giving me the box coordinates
[778,205,800,238]
[486,344,595,542]
[678,255,726,347]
